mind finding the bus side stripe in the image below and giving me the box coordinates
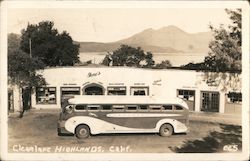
[106,113,182,118]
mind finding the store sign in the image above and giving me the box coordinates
[108,87,126,90]
[87,72,101,78]
[153,79,162,86]
[62,87,80,91]
[63,83,77,86]
[134,83,145,86]
[109,83,124,85]
[206,78,219,86]
[182,86,197,89]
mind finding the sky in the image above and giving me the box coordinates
[8,8,232,42]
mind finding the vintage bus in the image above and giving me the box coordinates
[57,96,189,139]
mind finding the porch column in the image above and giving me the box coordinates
[194,90,200,112]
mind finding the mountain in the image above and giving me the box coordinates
[78,42,181,53]
[79,25,213,54]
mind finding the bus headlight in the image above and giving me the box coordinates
[65,105,73,114]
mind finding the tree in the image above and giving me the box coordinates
[154,60,172,69]
[200,9,241,91]
[143,52,155,68]
[205,9,241,72]
[20,21,80,66]
[8,50,45,88]
[102,52,112,66]
[8,33,20,52]
[8,34,46,117]
[101,45,155,68]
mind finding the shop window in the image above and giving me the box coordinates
[177,90,195,101]
[130,87,149,96]
[227,92,242,103]
[36,87,56,104]
[107,87,126,95]
[61,87,80,101]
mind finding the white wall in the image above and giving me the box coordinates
[23,67,241,113]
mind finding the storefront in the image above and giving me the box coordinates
[9,66,242,114]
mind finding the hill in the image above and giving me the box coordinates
[78,42,181,53]
[79,25,212,54]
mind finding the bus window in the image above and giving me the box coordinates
[174,105,183,111]
[88,105,100,111]
[162,105,173,111]
[113,105,125,111]
[75,104,87,111]
[139,105,148,111]
[126,105,137,111]
[102,105,112,111]
[149,105,162,111]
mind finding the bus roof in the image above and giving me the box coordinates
[67,96,189,110]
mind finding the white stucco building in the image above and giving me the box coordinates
[8,66,242,114]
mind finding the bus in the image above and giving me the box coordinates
[57,96,189,139]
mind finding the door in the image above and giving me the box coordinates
[22,88,32,110]
[83,83,104,95]
[8,90,14,113]
[201,91,219,112]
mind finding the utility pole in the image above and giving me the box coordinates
[28,37,32,111]
[29,38,32,58]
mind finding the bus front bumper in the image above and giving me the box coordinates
[57,120,73,135]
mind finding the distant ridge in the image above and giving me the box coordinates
[78,25,213,54]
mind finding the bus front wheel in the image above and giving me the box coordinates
[75,125,90,139]
[159,124,173,137]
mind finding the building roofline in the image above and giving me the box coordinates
[41,65,241,74]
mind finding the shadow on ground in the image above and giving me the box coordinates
[169,124,242,153]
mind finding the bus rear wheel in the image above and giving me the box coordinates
[75,125,90,139]
[159,124,173,137]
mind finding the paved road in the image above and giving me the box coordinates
[8,112,242,153]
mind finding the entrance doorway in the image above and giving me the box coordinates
[22,88,32,110]
[83,83,104,95]
[8,90,14,113]
[201,91,219,112]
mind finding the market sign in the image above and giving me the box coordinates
[87,72,101,78]
[61,87,80,91]
[153,79,162,86]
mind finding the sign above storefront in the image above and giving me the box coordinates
[134,83,145,86]
[153,79,162,86]
[61,87,80,91]
[182,86,197,89]
[63,83,77,86]
[87,72,101,78]
[109,83,124,85]
[206,78,219,87]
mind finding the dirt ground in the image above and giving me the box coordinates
[8,112,242,153]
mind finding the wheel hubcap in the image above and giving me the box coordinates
[79,129,87,136]
[164,128,169,134]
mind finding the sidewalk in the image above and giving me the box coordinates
[189,111,242,125]
[8,108,60,118]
